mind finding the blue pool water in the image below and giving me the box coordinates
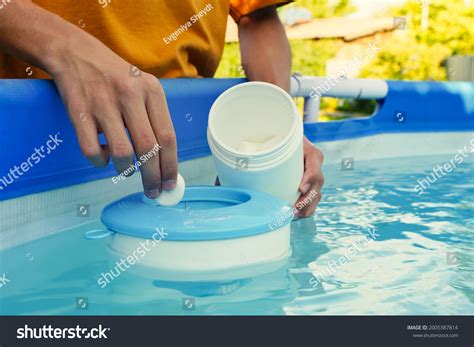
[1,153,473,315]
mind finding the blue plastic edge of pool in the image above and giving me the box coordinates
[0,78,473,201]
[101,186,293,240]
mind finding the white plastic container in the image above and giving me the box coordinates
[106,225,291,282]
[207,82,304,204]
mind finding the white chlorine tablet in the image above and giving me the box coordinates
[142,173,186,207]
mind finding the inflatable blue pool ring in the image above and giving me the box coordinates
[85,186,293,282]
[100,186,293,240]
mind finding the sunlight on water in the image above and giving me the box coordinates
[0,154,473,315]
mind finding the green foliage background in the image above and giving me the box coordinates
[216,0,473,80]
[215,0,351,78]
[360,0,474,81]
[215,0,473,119]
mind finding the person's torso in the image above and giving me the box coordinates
[0,0,229,79]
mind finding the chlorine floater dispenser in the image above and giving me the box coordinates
[85,185,293,281]
[84,81,301,282]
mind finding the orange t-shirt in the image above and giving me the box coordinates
[0,0,290,79]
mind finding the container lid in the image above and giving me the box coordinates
[101,186,293,241]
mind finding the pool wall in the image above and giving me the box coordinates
[0,78,473,249]
[0,78,473,202]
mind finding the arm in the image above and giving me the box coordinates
[0,0,178,197]
[237,6,324,217]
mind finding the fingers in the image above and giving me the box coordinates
[121,97,163,198]
[94,101,135,178]
[294,141,325,218]
[58,79,110,167]
[145,81,178,191]
[68,106,109,167]
[58,72,177,200]
[294,189,322,219]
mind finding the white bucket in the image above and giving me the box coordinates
[207,82,304,204]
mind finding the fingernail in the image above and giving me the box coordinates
[123,169,135,177]
[146,188,160,198]
[301,183,311,194]
[163,179,176,191]
[293,208,300,220]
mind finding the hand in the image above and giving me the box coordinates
[294,137,324,218]
[49,34,178,198]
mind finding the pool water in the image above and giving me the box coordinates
[1,154,473,315]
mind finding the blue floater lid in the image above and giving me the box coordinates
[101,186,293,241]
